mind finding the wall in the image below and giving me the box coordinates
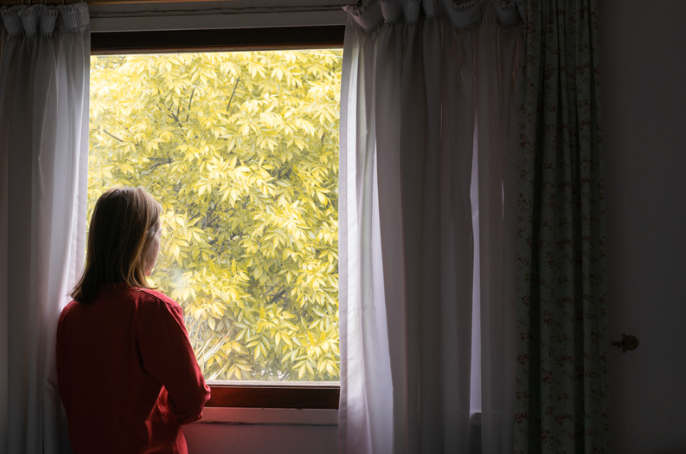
[601,1,686,453]
[184,408,338,454]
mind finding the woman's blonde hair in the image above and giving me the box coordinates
[71,187,161,304]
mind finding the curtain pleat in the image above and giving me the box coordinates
[514,0,608,453]
[475,15,521,454]
[0,4,90,454]
[339,1,523,452]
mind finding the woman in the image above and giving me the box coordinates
[56,187,211,454]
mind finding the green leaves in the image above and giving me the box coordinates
[89,50,341,381]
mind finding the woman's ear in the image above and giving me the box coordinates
[144,229,161,276]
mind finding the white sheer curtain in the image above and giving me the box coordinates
[338,0,523,452]
[0,4,89,454]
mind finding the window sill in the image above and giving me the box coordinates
[206,381,340,409]
[196,407,338,426]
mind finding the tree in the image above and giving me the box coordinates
[89,50,341,381]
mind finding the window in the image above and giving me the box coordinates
[91,27,344,408]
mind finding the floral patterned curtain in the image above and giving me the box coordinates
[514,0,607,453]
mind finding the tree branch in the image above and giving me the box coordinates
[103,129,123,142]
[227,77,240,112]
[156,100,187,136]
[202,204,217,229]
[148,157,173,171]
[186,88,195,122]
[269,288,287,305]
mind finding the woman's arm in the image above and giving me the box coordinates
[137,292,211,424]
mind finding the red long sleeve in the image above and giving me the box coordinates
[56,285,211,454]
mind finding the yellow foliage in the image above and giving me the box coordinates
[89,50,341,381]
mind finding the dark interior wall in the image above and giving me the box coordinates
[601,1,686,453]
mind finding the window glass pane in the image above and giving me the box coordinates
[89,51,341,381]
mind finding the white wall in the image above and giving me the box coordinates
[185,424,338,454]
[601,1,686,453]
[184,408,338,454]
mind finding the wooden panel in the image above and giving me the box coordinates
[91,26,345,54]
[207,384,340,409]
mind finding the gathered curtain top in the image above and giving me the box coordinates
[345,0,525,31]
[0,2,89,38]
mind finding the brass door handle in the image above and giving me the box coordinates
[612,333,639,353]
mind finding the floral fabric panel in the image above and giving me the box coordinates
[515,0,608,453]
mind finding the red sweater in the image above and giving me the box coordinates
[56,285,211,454]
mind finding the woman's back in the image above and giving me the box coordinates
[57,284,210,454]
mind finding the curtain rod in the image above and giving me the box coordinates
[0,0,81,5]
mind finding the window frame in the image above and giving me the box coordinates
[91,25,344,409]
[91,26,345,54]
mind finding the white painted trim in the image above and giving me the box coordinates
[91,10,347,32]
[89,1,349,32]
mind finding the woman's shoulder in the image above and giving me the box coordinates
[58,299,82,323]
[130,288,183,313]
